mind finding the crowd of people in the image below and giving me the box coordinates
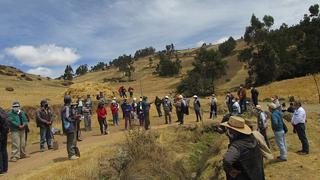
[0,84,312,179]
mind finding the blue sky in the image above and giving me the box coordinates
[0,0,318,77]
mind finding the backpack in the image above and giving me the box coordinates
[182,99,189,115]
[0,107,10,136]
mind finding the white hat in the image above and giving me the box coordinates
[164,96,169,99]
[193,95,198,98]
[113,97,117,100]
[111,100,116,103]
[133,98,137,101]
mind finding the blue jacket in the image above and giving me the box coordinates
[271,110,284,132]
[121,103,132,117]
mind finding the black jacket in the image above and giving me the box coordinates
[223,134,265,180]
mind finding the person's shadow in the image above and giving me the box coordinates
[53,157,69,163]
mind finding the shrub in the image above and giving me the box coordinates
[5,87,14,91]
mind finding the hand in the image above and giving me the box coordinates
[229,169,241,178]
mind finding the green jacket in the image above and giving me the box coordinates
[7,110,28,131]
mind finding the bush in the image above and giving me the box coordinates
[5,87,14,91]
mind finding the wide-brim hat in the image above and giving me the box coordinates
[164,96,169,99]
[220,116,252,135]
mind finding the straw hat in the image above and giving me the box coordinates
[220,116,252,135]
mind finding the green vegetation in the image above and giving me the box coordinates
[240,4,320,86]
[177,48,228,96]
[218,37,236,57]
[75,64,88,76]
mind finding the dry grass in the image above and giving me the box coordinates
[257,74,320,104]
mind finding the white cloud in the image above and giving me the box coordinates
[5,44,80,67]
[27,67,53,77]
[196,40,206,47]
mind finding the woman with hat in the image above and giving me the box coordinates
[221,116,265,180]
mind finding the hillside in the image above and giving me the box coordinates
[0,65,67,109]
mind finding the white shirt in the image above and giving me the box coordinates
[233,102,241,114]
[291,107,306,125]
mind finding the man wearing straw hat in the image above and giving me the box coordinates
[221,116,265,180]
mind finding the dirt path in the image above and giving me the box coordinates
[2,114,200,180]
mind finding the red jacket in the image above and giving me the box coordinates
[96,107,107,120]
[110,103,119,114]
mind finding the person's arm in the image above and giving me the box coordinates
[271,113,278,131]
[36,110,48,124]
[223,145,241,178]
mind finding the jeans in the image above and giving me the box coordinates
[66,132,76,158]
[40,126,52,150]
[112,113,119,126]
[274,130,287,159]
[252,97,258,106]
[294,123,309,153]
[210,105,217,119]
[195,110,201,122]
[11,130,26,160]
[240,99,247,113]
[0,136,8,173]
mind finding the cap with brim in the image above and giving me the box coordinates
[220,116,252,135]
[12,101,20,107]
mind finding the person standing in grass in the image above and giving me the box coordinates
[256,105,270,148]
[251,86,259,106]
[210,94,218,119]
[291,101,309,155]
[36,100,54,152]
[268,103,287,161]
[155,96,163,117]
[225,91,234,113]
[162,96,173,124]
[174,95,184,125]
[193,95,202,122]
[237,84,247,113]
[110,100,119,126]
[96,101,108,135]
[83,101,92,131]
[8,102,29,162]
[142,96,152,130]
[128,86,134,98]
[61,95,79,160]
[137,97,144,127]
[0,106,9,175]
[122,98,133,130]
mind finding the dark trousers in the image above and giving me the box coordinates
[144,111,150,130]
[164,111,172,124]
[98,119,108,134]
[195,110,201,122]
[177,111,184,124]
[259,128,270,148]
[210,105,217,118]
[294,123,309,153]
[124,115,131,130]
[0,136,8,173]
[40,126,52,150]
[66,132,76,158]
[156,105,162,117]
[252,97,258,106]
[138,113,144,126]
[240,99,247,113]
